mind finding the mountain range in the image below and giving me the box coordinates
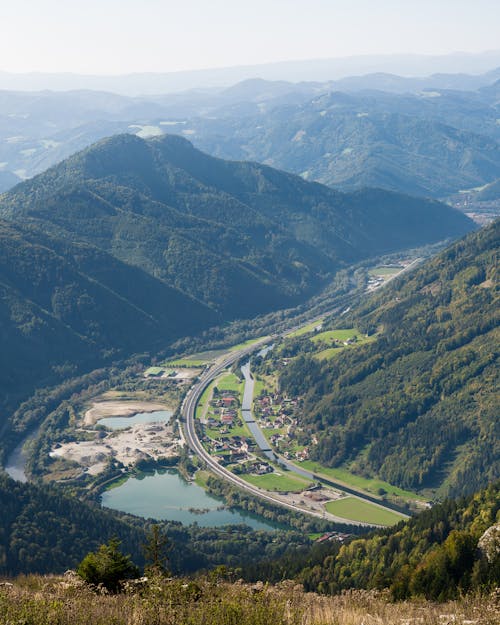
[1,50,500,94]
[0,133,473,429]
[0,133,473,318]
[0,68,499,198]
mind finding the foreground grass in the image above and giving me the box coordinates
[0,576,498,625]
[325,496,405,526]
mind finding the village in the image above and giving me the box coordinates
[197,380,313,478]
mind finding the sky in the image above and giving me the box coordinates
[1,0,500,75]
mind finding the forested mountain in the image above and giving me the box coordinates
[477,178,500,201]
[0,218,214,418]
[0,134,473,320]
[0,170,20,193]
[249,481,500,600]
[191,94,500,198]
[278,219,499,498]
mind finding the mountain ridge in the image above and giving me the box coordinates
[1,133,474,319]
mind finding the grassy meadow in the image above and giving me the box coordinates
[0,576,497,625]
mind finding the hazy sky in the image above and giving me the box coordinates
[2,0,499,74]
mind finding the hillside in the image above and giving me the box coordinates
[0,218,214,419]
[0,474,305,577]
[478,178,500,201]
[271,219,499,498]
[0,134,474,319]
[249,481,500,600]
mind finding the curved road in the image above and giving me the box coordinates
[180,339,382,527]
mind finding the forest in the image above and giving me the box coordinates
[276,219,499,497]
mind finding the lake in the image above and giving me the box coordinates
[96,410,172,430]
[101,469,279,530]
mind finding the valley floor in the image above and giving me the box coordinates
[1,576,498,625]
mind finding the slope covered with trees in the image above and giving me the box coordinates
[0,474,306,576]
[0,218,215,421]
[247,481,500,600]
[0,134,474,319]
[278,220,499,497]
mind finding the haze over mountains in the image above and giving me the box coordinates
[0,63,499,205]
[1,50,500,94]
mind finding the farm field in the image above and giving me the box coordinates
[228,336,267,352]
[164,349,227,368]
[368,266,402,277]
[310,328,374,346]
[163,358,206,367]
[241,471,312,492]
[195,380,217,420]
[313,347,344,361]
[216,372,244,395]
[286,318,325,338]
[299,461,424,501]
[325,496,405,525]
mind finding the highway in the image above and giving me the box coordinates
[180,337,383,527]
[180,264,424,527]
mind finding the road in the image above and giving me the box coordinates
[181,336,393,527]
[180,260,426,528]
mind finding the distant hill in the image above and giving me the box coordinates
[277,219,499,498]
[1,72,498,190]
[0,134,473,321]
[477,177,500,201]
[0,218,214,417]
[1,51,500,94]
[191,98,500,198]
[0,170,20,193]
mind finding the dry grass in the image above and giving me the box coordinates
[0,576,498,625]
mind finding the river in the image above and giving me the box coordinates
[4,428,41,482]
[240,357,315,480]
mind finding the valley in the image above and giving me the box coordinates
[0,73,497,609]
[4,259,424,530]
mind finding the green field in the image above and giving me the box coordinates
[164,349,227,368]
[216,372,244,394]
[310,328,372,345]
[287,318,324,338]
[228,337,267,352]
[300,461,424,501]
[195,380,217,420]
[325,497,405,525]
[368,266,401,277]
[144,366,166,376]
[313,347,344,361]
[194,469,211,488]
[241,471,312,492]
[163,358,207,367]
